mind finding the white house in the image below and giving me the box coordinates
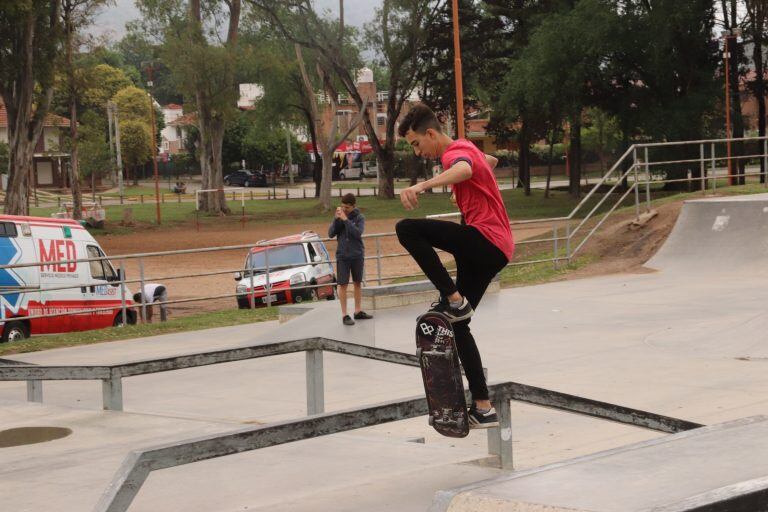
[0,102,72,190]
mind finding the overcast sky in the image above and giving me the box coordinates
[93,0,381,40]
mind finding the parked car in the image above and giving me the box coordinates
[338,165,364,181]
[235,231,336,308]
[362,163,378,178]
[223,170,268,187]
[0,215,136,342]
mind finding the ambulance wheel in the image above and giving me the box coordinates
[2,321,29,343]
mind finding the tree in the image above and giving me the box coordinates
[77,110,111,198]
[118,119,151,186]
[0,1,63,215]
[81,64,133,111]
[61,0,110,219]
[249,0,443,199]
[137,0,243,215]
[240,23,325,196]
[294,43,365,210]
[744,0,767,182]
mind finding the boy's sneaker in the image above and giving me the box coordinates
[353,311,373,320]
[435,296,474,323]
[342,315,355,326]
[468,405,499,429]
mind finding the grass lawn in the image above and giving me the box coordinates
[0,307,279,357]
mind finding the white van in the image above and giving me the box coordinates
[235,231,336,308]
[0,215,135,342]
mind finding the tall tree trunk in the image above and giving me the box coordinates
[724,0,746,185]
[517,118,531,196]
[65,9,82,219]
[2,5,59,216]
[568,113,582,198]
[751,8,767,183]
[377,144,395,199]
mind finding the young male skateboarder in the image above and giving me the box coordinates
[395,104,514,428]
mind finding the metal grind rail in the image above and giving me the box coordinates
[89,378,701,512]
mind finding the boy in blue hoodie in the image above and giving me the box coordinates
[328,193,374,325]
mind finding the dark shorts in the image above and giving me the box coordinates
[336,257,364,285]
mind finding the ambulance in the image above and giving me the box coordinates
[0,215,136,342]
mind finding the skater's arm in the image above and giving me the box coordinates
[400,161,471,210]
[485,153,498,170]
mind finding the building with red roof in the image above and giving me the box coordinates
[0,102,77,190]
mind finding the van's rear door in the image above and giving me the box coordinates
[0,221,40,330]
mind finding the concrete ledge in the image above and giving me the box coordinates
[432,416,768,512]
[362,277,499,311]
[278,303,318,323]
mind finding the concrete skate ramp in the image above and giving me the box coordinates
[432,416,768,512]
[647,193,768,274]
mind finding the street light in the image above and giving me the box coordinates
[722,28,741,186]
[143,61,162,225]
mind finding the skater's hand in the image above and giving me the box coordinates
[335,207,347,220]
[401,185,422,210]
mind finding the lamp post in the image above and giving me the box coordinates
[144,62,162,225]
[451,0,465,139]
[722,28,741,186]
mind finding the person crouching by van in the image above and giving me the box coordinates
[133,283,168,323]
[328,193,373,325]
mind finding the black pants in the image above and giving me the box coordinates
[396,219,508,401]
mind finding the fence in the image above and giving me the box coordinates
[0,135,766,332]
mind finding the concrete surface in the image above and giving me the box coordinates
[4,194,768,510]
[432,416,768,512]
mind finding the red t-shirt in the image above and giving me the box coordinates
[441,139,514,260]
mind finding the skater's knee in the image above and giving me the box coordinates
[396,218,416,240]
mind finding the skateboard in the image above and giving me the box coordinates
[416,311,469,438]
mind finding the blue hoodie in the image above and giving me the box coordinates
[328,208,365,259]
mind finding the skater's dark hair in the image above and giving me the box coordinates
[397,104,442,138]
[342,193,356,206]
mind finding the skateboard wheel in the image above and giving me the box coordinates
[456,416,466,430]
[428,415,435,426]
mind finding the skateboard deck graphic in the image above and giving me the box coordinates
[416,311,469,438]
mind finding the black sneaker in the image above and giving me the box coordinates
[440,297,474,323]
[353,311,373,320]
[342,315,355,326]
[468,405,499,429]
[428,296,449,315]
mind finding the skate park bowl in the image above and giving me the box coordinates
[432,193,768,511]
[646,193,768,275]
[644,193,768,359]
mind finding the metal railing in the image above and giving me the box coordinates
[0,136,765,330]
[0,335,690,511]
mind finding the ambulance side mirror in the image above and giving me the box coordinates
[234,272,242,281]
[313,255,321,263]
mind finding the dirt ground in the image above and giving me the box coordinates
[94,205,680,319]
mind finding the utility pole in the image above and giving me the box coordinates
[108,102,125,198]
[145,62,162,225]
[451,0,465,139]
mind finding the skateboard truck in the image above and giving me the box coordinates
[430,408,466,429]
